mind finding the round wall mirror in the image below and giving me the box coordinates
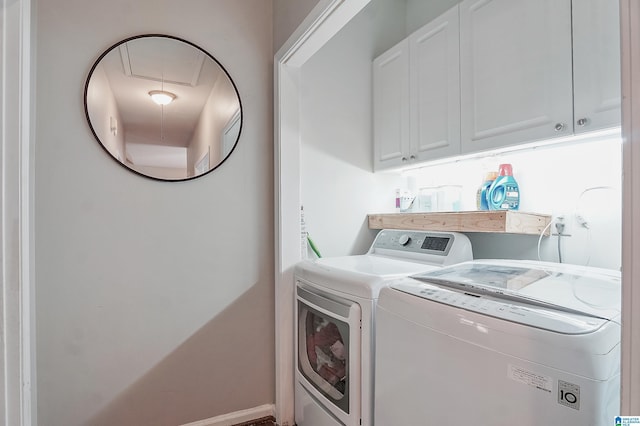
[84,35,242,181]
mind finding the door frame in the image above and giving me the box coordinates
[1,0,36,424]
[273,1,371,424]
[620,0,640,414]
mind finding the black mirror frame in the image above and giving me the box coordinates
[84,34,243,182]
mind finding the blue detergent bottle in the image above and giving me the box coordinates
[487,163,520,210]
[477,171,498,210]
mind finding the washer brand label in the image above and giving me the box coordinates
[557,380,581,410]
[507,364,552,393]
[615,417,640,425]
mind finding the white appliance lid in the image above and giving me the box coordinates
[295,255,443,299]
[410,260,621,321]
[315,255,441,277]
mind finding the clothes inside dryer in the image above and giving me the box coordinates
[304,314,347,392]
[296,284,360,421]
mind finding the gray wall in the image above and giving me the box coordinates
[35,1,274,425]
[273,0,321,52]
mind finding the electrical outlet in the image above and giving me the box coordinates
[552,213,572,236]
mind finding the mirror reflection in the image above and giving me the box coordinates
[85,35,242,181]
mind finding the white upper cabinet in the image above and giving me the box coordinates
[572,0,621,133]
[459,0,574,154]
[372,0,621,171]
[373,39,410,171]
[409,6,461,162]
[373,6,460,171]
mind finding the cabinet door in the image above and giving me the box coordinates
[373,39,410,171]
[409,5,461,162]
[460,0,574,154]
[572,0,621,133]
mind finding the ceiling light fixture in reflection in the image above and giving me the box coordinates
[149,90,176,106]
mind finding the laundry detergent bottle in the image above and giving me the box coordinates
[476,171,498,210]
[487,163,520,210]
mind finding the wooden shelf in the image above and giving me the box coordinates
[368,211,551,236]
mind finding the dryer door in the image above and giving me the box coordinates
[296,282,361,423]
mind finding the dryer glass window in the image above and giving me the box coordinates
[298,300,350,413]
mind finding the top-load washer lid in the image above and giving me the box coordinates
[409,259,621,323]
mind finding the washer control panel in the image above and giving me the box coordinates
[392,281,607,334]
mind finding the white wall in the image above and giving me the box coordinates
[299,0,622,271]
[299,0,407,257]
[34,1,274,425]
[405,0,462,35]
[402,135,622,270]
[85,66,125,161]
[297,0,476,258]
[187,73,240,176]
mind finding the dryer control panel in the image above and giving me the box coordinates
[368,230,473,266]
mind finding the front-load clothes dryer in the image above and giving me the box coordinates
[374,260,621,426]
[294,230,473,426]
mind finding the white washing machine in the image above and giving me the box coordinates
[294,230,473,426]
[375,259,621,426]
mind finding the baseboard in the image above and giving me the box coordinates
[179,404,275,426]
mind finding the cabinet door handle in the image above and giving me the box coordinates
[401,157,408,162]
[577,118,588,127]
[554,123,566,132]
[410,154,416,160]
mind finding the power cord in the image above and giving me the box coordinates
[573,185,614,266]
[537,219,566,263]
[538,186,614,266]
[555,221,565,263]
[537,220,554,262]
